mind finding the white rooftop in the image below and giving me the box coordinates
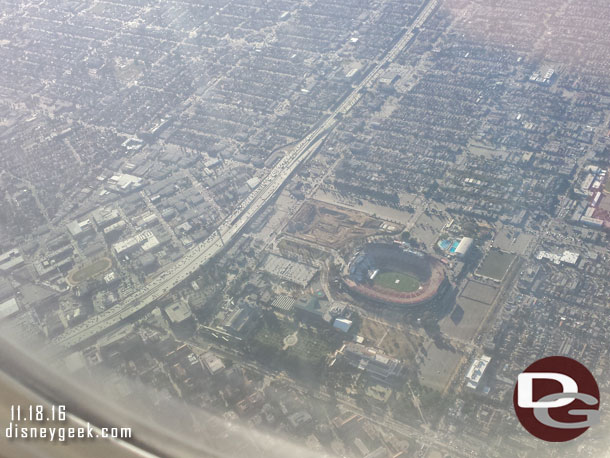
[0,297,19,320]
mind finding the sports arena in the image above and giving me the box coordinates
[343,242,448,308]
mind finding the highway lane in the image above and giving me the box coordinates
[52,0,439,351]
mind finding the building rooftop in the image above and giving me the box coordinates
[113,230,160,255]
[108,173,143,193]
[262,254,317,287]
[164,302,193,324]
[454,237,473,257]
[0,249,24,272]
[271,295,295,312]
[342,342,403,381]
[0,297,19,320]
[465,355,491,390]
[201,351,225,375]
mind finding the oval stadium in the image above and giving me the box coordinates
[343,242,448,308]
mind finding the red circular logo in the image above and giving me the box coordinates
[513,356,600,442]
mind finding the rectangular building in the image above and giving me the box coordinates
[465,355,491,390]
[341,342,403,383]
[0,249,24,273]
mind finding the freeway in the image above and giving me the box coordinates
[51,0,440,351]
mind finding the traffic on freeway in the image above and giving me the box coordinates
[51,2,439,350]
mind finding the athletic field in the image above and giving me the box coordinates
[373,271,420,293]
[68,257,112,285]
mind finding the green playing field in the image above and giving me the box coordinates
[373,271,420,293]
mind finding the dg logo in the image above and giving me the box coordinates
[513,356,600,442]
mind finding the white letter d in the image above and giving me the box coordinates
[518,372,578,408]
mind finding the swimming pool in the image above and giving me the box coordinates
[438,239,451,250]
[449,240,459,253]
[438,239,459,253]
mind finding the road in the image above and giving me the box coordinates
[51,0,440,351]
[179,333,475,458]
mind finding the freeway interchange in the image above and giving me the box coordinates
[52,0,439,351]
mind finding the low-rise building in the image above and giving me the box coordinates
[0,249,24,273]
[201,351,225,375]
[454,237,473,258]
[0,297,19,320]
[340,342,403,383]
[465,355,491,390]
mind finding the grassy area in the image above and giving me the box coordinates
[250,316,339,372]
[476,250,516,281]
[374,271,420,293]
[69,258,112,284]
[252,320,289,350]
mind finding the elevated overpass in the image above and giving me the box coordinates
[51,0,439,351]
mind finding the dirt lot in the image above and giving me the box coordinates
[359,317,422,361]
[285,200,401,250]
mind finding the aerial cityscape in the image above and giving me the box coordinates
[0,0,609,456]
